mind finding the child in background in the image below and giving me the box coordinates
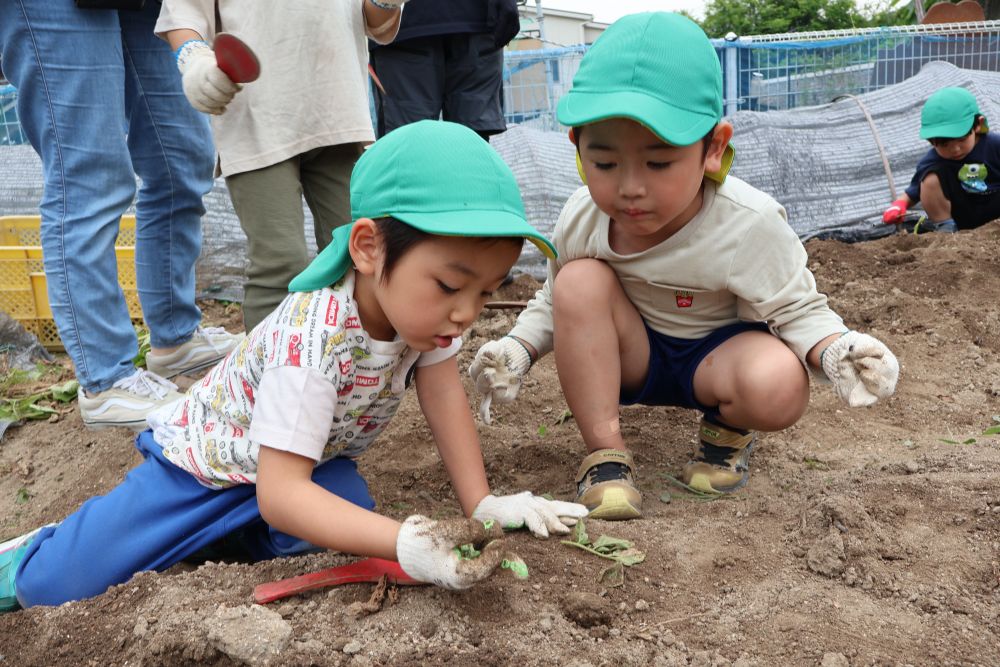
[883,86,1000,233]
[470,13,900,520]
[0,121,587,611]
[156,0,407,330]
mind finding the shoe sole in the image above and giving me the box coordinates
[82,418,149,432]
[586,488,642,521]
[147,356,224,380]
[684,441,755,494]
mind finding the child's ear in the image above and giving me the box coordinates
[348,218,381,277]
[704,121,734,175]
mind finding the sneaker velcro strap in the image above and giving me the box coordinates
[575,448,635,484]
[699,420,755,450]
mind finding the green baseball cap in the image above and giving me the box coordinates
[289,120,556,292]
[920,87,989,140]
[557,12,734,184]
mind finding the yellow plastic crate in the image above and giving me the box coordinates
[0,215,144,351]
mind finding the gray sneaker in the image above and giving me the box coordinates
[145,327,244,379]
[78,369,183,431]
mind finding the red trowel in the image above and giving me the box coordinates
[214,33,261,83]
[253,557,424,604]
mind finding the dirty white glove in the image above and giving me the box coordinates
[395,515,505,590]
[472,492,589,538]
[469,337,532,424]
[175,39,240,115]
[821,331,899,407]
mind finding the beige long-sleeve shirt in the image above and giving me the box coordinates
[510,177,845,365]
[156,0,397,176]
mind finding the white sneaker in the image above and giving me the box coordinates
[145,327,244,379]
[78,369,183,431]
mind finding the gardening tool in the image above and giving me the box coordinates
[214,33,261,84]
[253,557,424,604]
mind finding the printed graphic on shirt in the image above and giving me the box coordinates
[675,291,694,308]
[149,273,424,489]
[958,163,989,193]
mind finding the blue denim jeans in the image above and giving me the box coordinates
[0,0,215,392]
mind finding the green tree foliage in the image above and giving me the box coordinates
[698,0,992,37]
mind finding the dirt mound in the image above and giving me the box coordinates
[2,224,1000,666]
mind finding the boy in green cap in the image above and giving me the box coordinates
[470,12,900,519]
[882,86,1000,232]
[0,120,587,611]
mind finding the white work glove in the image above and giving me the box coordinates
[821,331,899,407]
[472,492,589,538]
[175,39,240,115]
[469,337,532,424]
[395,515,505,590]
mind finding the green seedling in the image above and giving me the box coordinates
[537,425,548,437]
[939,438,976,445]
[15,488,31,504]
[0,371,79,423]
[561,519,645,587]
[803,457,829,471]
[501,557,529,579]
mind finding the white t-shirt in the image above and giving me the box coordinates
[149,271,460,488]
[155,0,396,176]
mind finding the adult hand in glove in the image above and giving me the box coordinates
[395,515,506,590]
[882,198,909,224]
[176,40,240,115]
[821,331,899,407]
[472,492,589,538]
[469,337,532,424]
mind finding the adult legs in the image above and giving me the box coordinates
[300,143,360,251]
[119,4,214,349]
[442,33,506,138]
[369,36,445,137]
[226,158,311,330]
[1,0,142,392]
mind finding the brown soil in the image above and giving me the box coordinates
[2,225,1000,667]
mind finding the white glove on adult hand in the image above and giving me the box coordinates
[176,40,240,115]
[821,331,899,407]
[469,337,532,424]
[472,492,589,538]
[395,515,505,590]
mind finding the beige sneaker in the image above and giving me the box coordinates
[78,369,183,431]
[145,327,244,379]
[681,419,756,494]
[575,449,642,521]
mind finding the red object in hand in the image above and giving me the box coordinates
[214,33,261,83]
[882,198,909,224]
[253,557,424,604]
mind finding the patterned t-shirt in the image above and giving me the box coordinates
[148,271,460,488]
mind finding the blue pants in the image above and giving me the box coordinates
[0,0,215,392]
[15,431,375,608]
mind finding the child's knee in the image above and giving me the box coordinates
[553,259,616,312]
[739,353,809,429]
[919,172,944,198]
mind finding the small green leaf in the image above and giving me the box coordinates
[49,379,80,403]
[537,425,548,436]
[501,557,529,579]
[963,438,976,445]
[598,561,624,587]
[982,426,1000,436]
[591,535,632,554]
[15,488,31,504]
[615,548,646,566]
[938,439,960,445]
[570,519,590,546]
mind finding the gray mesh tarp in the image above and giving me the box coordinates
[2,61,998,300]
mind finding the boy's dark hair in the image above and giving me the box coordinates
[374,217,522,284]
[573,125,716,157]
[928,114,984,146]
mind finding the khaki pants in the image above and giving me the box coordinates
[226,143,361,330]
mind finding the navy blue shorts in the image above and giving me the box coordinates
[620,321,770,413]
